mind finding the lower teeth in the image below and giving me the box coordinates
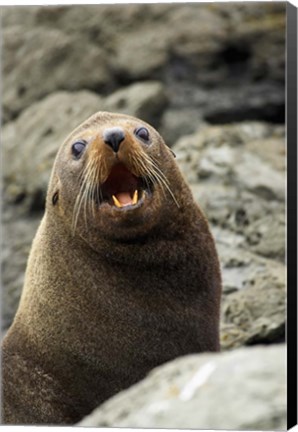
[132,189,138,205]
[112,189,140,208]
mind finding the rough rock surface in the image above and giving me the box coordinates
[2,3,285,134]
[219,244,285,349]
[104,81,168,129]
[78,344,286,430]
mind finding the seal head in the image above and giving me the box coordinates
[50,112,187,246]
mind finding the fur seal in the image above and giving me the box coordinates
[2,112,221,425]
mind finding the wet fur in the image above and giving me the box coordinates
[2,112,221,425]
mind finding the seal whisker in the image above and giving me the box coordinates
[131,153,167,195]
[149,158,180,208]
[72,180,88,235]
[87,176,96,219]
[73,180,88,234]
[85,157,100,224]
[131,154,158,195]
[141,154,180,208]
[92,154,102,203]
[131,154,153,181]
[72,157,97,234]
[85,158,97,218]
[146,156,172,187]
[95,155,105,206]
[152,169,180,208]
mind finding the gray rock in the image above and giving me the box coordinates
[195,145,285,202]
[202,83,285,125]
[2,26,111,121]
[217,240,285,293]
[110,25,169,81]
[174,122,285,205]
[219,244,285,348]
[173,121,284,179]
[210,225,245,250]
[174,120,284,151]
[160,81,284,145]
[78,344,286,430]
[245,134,286,172]
[108,5,226,83]
[2,3,285,125]
[244,213,285,262]
[104,81,168,128]
[2,4,152,37]
[198,144,235,179]
[191,184,242,227]
[159,108,207,147]
[233,151,285,201]
[191,179,284,244]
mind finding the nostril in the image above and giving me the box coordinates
[103,127,125,153]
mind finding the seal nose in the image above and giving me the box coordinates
[103,127,125,153]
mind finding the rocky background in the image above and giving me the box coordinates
[2,3,286,429]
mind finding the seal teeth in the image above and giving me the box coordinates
[112,195,122,208]
[112,190,138,207]
[132,190,138,205]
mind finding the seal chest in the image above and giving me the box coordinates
[2,112,222,425]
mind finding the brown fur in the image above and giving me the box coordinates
[1,112,221,425]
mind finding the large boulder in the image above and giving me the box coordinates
[78,344,286,430]
[104,81,168,129]
[2,27,111,121]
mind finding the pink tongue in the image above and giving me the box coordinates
[115,192,132,205]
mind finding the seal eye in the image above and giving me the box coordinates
[135,127,150,143]
[72,140,86,159]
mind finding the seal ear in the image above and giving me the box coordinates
[52,191,59,206]
[51,176,61,206]
[170,149,176,158]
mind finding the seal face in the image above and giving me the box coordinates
[53,112,183,245]
[2,112,222,425]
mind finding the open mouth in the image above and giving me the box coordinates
[95,163,152,209]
